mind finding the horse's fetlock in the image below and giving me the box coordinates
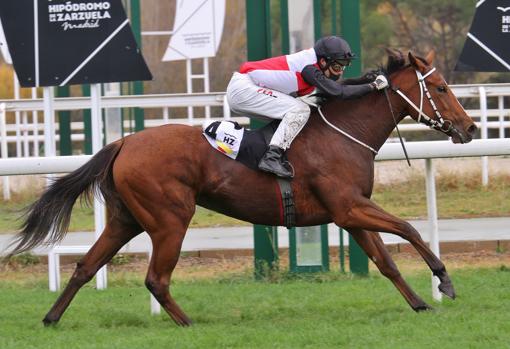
[433,265,447,278]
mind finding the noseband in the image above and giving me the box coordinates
[391,68,464,139]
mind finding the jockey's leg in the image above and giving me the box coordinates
[226,72,311,178]
[258,104,310,178]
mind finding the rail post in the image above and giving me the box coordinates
[341,0,369,275]
[478,87,489,186]
[0,103,10,200]
[246,0,279,278]
[425,159,442,301]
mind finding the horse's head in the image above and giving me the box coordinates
[386,49,477,143]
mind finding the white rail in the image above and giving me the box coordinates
[0,138,508,176]
[0,92,225,112]
[375,139,510,160]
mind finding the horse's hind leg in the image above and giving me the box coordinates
[339,197,455,299]
[145,222,192,326]
[43,217,142,326]
[348,228,432,311]
[119,182,195,326]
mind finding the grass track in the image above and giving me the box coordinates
[1,268,509,348]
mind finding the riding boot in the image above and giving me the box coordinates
[258,145,294,178]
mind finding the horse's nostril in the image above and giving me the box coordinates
[467,124,477,135]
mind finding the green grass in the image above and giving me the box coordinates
[0,268,509,348]
[1,174,508,234]
[372,173,510,220]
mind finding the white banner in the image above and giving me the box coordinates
[0,18,12,64]
[162,0,225,61]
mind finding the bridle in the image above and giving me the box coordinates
[390,67,465,140]
[317,65,467,159]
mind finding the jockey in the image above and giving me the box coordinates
[226,35,388,178]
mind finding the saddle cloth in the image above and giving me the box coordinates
[202,120,279,170]
[202,120,296,228]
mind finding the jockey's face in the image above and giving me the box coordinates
[319,58,344,81]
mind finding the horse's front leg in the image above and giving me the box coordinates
[348,228,432,311]
[335,196,455,299]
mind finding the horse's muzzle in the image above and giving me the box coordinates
[451,122,477,144]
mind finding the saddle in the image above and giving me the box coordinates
[202,119,295,227]
[202,120,280,171]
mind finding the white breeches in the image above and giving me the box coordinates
[226,72,310,150]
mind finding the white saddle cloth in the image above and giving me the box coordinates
[202,120,245,160]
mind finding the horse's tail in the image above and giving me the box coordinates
[7,140,124,257]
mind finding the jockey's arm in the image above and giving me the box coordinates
[342,70,379,85]
[302,65,375,99]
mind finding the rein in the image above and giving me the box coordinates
[317,106,378,155]
[384,88,411,166]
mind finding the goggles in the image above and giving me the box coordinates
[329,59,352,73]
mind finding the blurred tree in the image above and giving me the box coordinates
[359,0,500,84]
[360,1,393,71]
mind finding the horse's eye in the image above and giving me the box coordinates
[437,86,447,93]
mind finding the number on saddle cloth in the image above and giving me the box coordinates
[202,120,280,170]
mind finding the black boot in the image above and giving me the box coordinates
[258,145,294,178]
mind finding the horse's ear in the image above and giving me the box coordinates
[408,51,427,73]
[425,50,436,65]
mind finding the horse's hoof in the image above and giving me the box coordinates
[175,319,192,327]
[413,303,433,312]
[438,282,456,299]
[171,314,193,327]
[42,316,58,327]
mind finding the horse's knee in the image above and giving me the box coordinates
[145,276,168,298]
[395,221,422,242]
[145,277,157,293]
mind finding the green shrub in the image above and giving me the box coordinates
[8,253,40,266]
[110,254,132,266]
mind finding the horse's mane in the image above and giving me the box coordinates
[382,48,428,76]
[320,48,427,107]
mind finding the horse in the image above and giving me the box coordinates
[7,49,476,326]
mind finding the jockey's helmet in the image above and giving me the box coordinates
[314,36,356,62]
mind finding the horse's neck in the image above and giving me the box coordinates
[312,93,404,152]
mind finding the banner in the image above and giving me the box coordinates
[455,0,510,72]
[0,18,12,64]
[162,0,225,61]
[0,0,152,87]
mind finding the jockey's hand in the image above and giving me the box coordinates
[370,75,389,90]
[298,93,326,107]
[361,70,379,82]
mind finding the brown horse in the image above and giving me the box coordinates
[8,50,476,326]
